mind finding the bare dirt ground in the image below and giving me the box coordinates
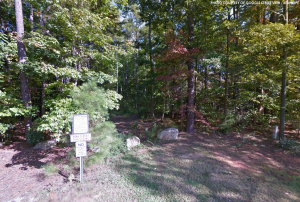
[1,115,300,201]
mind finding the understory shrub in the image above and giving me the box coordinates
[34,78,124,167]
[87,121,126,165]
[27,130,45,146]
[278,138,298,150]
[71,79,123,165]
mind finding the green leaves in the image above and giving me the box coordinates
[244,23,300,56]
[72,78,122,121]
[35,79,122,141]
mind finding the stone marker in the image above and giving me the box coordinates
[126,136,140,150]
[33,140,56,150]
[157,128,178,140]
[272,126,279,140]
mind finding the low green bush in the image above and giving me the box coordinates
[27,130,45,146]
[278,138,297,150]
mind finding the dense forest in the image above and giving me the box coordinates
[1,0,300,145]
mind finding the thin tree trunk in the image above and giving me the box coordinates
[181,82,183,131]
[233,5,239,112]
[41,82,46,116]
[279,0,288,140]
[135,52,138,109]
[195,56,198,109]
[125,55,128,98]
[149,16,155,117]
[4,58,11,84]
[186,12,195,133]
[116,51,118,93]
[258,87,264,114]
[162,92,165,121]
[144,52,147,95]
[15,0,32,141]
[204,19,208,98]
[30,5,33,31]
[224,8,230,117]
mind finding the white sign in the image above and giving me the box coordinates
[76,141,87,157]
[70,133,91,142]
[73,114,89,134]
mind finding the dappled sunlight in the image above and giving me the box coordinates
[212,153,262,173]
[217,192,244,201]
[241,150,283,168]
[106,128,300,201]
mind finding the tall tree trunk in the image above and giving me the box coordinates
[125,54,128,98]
[144,52,147,95]
[135,52,138,109]
[4,58,11,85]
[195,56,198,109]
[279,0,288,140]
[41,82,46,116]
[204,19,208,98]
[233,5,239,112]
[224,8,230,117]
[186,12,195,133]
[15,0,32,142]
[162,90,165,121]
[116,51,118,93]
[30,4,33,31]
[181,82,184,131]
[149,16,155,117]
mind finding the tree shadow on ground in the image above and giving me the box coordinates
[111,132,300,202]
[4,141,47,168]
[3,139,70,170]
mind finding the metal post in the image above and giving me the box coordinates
[80,156,83,182]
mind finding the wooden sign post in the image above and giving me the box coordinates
[70,114,91,182]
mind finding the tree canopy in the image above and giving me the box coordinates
[1,0,300,144]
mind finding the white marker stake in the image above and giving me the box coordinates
[80,156,83,182]
[76,141,87,182]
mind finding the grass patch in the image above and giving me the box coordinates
[41,163,59,177]
[30,134,300,202]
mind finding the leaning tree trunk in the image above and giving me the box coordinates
[15,0,32,142]
[186,12,195,133]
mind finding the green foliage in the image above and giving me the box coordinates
[72,79,122,122]
[42,163,59,177]
[1,0,300,144]
[88,121,124,165]
[34,79,122,142]
[35,98,75,142]
[145,123,160,141]
[129,121,138,129]
[46,79,124,165]
[0,123,12,135]
[218,116,235,134]
[278,138,298,150]
[0,0,126,143]
[27,130,45,146]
